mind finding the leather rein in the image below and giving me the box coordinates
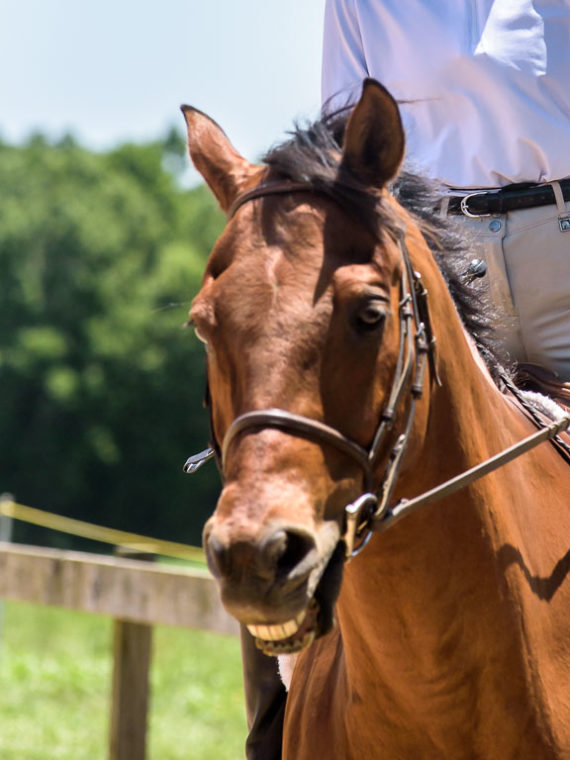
[184,181,570,561]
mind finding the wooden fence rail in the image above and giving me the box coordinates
[0,542,239,759]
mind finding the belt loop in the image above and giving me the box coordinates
[551,180,570,232]
[439,196,450,218]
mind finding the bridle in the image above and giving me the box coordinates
[185,181,570,561]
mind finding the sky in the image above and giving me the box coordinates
[1,0,327,169]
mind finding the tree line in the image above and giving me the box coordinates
[0,130,223,548]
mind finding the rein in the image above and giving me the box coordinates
[184,181,570,560]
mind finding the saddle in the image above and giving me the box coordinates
[515,363,570,413]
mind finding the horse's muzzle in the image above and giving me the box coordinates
[203,517,343,653]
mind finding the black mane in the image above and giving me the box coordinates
[263,111,509,381]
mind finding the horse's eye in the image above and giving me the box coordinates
[355,301,387,331]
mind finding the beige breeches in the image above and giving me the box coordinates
[451,191,570,381]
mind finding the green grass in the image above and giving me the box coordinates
[0,601,246,759]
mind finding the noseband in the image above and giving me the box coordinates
[185,181,570,561]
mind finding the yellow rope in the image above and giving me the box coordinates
[0,497,205,563]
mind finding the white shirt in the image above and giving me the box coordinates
[322,0,570,189]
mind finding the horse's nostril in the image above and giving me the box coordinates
[262,527,318,579]
[206,526,318,585]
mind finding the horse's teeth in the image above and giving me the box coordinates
[295,608,307,625]
[247,608,307,641]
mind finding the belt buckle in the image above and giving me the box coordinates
[460,192,492,218]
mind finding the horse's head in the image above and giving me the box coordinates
[183,81,433,654]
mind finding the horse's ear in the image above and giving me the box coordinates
[340,79,405,188]
[181,106,256,212]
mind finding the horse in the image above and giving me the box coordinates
[181,80,570,759]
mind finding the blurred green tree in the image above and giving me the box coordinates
[0,132,224,547]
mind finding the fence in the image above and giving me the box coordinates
[0,538,238,759]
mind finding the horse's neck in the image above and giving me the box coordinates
[333,325,565,752]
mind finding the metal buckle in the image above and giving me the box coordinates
[183,447,216,474]
[559,214,570,232]
[343,493,377,560]
[460,192,492,218]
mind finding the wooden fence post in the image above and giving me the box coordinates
[0,494,13,544]
[0,494,14,655]
[108,550,154,760]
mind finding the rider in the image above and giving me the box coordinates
[242,2,570,757]
[322,0,570,384]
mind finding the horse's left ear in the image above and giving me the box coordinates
[341,79,405,188]
[181,105,257,212]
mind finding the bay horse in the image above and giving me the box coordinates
[182,80,570,759]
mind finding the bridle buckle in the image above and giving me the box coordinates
[343,493,378,560]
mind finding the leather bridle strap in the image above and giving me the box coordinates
[189,180,438,559]
[185,178,570,563]
[373,414,570,532]
[499,370,570,463]
[227,181,315,220]
[221,409,373,490]
[218,229,433,558]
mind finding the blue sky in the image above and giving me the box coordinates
[1,0,326,166]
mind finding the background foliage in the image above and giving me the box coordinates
[0,130,224,547]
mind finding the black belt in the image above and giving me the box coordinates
[448,178,570,217]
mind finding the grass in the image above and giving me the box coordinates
[0,601,246,759]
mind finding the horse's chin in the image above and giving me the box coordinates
[248,542,345,656]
